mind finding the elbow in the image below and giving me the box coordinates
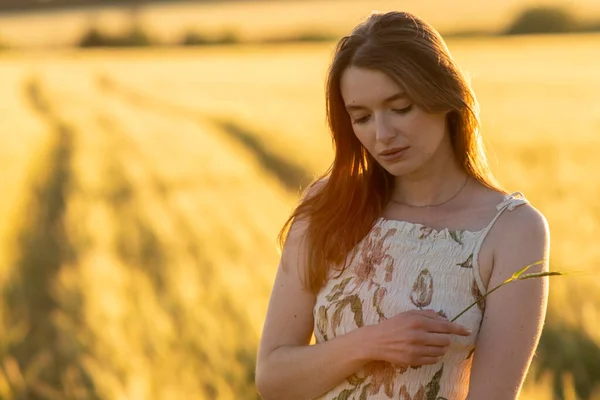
[255,379,280,400]
[255,362,278,400]
[255,368,268,399]
[255,365,298,400]
[256,348,309,400]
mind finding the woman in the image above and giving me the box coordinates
[255,11,549,400]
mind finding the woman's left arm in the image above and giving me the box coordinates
[467,204,550,400]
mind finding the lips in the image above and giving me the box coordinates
[379,147,409,162]
[379,147,408,156]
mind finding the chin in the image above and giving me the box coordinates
[381,162,419,177]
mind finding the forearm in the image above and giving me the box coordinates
[256,326,374,400]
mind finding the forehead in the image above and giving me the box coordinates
[340,67,405,105]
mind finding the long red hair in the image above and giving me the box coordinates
[278,11,504,293]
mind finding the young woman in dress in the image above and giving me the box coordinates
[256,11,549,400]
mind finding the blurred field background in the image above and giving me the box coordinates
[1,0,600,399]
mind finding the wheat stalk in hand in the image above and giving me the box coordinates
[450,260,562,323]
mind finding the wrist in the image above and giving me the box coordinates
[350,324,379,363]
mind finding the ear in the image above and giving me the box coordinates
[445,110,460,137]
[444,108,454,117]
[445,109,459,120]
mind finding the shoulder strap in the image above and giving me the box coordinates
[481,192,529,233]
[494,191,528,213]
[472,192,529,291]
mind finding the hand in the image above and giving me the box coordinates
[365,309,472,366]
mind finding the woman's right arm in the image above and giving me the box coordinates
[255,212,372,400]
[255,184,471,399]
[255,216,471,400]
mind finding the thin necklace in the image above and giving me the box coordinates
[390,176,470,208]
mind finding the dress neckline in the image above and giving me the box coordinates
[375,217,487,238]
[375,191,528,240]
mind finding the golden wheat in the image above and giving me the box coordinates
[0,32,599,399]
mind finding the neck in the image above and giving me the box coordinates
[392,147,468,207]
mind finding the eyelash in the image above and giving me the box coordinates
[352,105,414,125]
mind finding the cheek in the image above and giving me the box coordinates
[407,115,446,148]
[352,126,375,149]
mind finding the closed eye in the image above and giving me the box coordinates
[392,105,413,115]
[352,115,370,125]
[351,105,413,125]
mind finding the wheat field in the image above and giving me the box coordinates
[0,20,600,400]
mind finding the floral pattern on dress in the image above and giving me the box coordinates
[317,226,402,339]
[448,230,463,245]
[410,269,434,309]
[312,197,524,399]
[471,278,486,312]
[419,226,435,239]
[397,364,445,400]
[457,254,473,269]
[354,226,397,289]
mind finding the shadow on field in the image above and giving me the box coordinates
[97,114,216,292]
[97,114,259,399]
[1,79,99,398]
[536,308,600,399]
[212,118,312,191]
[96,74,312,193]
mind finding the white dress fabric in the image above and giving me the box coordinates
[312,192,528,399]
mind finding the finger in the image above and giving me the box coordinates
[427,320,472,336]
[418,345,447,358]
[418,309,443,319]
[420,332,452,348]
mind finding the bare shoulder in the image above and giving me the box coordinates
[495,201,550,240]
[300,176,329,201]
[288,176,329,243]
[472,182,548,237]
[491,200,550,275]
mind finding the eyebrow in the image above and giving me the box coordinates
[345,92,408,111]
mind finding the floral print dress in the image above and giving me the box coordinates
[312,192,528,400]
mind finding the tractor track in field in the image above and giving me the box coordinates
[96,74,312,193]
[1,77,100,398]
[92,110,258,397]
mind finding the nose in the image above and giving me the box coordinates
[374,113,396,143]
